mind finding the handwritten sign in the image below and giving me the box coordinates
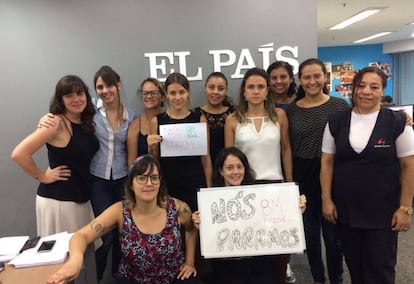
[159,122,207,157]
[197,183,306,258]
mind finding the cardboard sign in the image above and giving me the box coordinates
[159,122,207,157]
[197,183,306,258]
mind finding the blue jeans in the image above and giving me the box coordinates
[90,175,126,280]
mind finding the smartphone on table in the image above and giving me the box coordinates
[37,240,56,253]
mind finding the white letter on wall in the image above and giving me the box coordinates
[174,51,202,81]
[258,43,274,70]
[275,46,299,74]
[232,49,256,79]
[144,52,174,82]
[209,50,237,72]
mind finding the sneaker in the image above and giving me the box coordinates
[285,263,296,283]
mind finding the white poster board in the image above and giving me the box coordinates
[197,183,306,259]
[389,105,413,117]
[159,122,207,157]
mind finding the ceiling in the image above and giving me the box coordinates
[318,0,414,47]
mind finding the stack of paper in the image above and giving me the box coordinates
[0,235,29,262]
[9,232,72,268]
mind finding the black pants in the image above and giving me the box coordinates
[115,276,202,284]
[212,257,277,284]
[338,223,398,284]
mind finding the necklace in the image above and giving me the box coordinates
[166,109,190,119]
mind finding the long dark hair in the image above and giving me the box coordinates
[205,71,232,107]
[350,66,387,109]
[49,75,95,134]
[213,147,256,187]
[266,60,297,96]
[296,58,329,100]
[125,154,168,209]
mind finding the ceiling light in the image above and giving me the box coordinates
[329,8,386,30]
[353,32,392,43]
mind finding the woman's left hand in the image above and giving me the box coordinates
[177,262,197,280]
[391,208,411,232]
[299,194,307,213]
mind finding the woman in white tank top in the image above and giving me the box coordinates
[224,67,293,182]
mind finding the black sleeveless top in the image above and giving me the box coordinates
[157,111,206,210]
[37,122,99,203]
[328,108,405,228]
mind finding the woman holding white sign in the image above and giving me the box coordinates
[193,147,306,284]
[148,72,213,211]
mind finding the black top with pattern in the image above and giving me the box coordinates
[286,97,349,159]
[195,105,234,165]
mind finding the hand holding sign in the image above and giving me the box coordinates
[159,122,208,157]
[197,183,306,259]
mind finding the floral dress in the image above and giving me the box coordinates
[117,198,184,283]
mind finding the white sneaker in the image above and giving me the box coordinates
[285,263,296,283]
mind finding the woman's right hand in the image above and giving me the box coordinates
[46,261,81,283]
[192,211,200,229]
[40,165,71,184]
[322,199,337,224]
[147,134,162,147]
[38,113,57,129]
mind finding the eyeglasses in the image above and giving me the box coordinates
[135,174,161,184]
[141,90,160,98]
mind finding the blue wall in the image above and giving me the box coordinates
[318,44,393,101]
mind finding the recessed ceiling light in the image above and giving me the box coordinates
[329,7,387,30]
[353,32,392,43]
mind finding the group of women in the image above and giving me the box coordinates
[11,57,413,284]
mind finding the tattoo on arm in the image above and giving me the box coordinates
[90,220,105,235]
[180,204,191,218]
[179,203,195,228]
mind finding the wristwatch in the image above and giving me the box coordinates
[399,205,413,215]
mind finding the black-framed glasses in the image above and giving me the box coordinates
[141,90,160,98]
[135,174,161,185]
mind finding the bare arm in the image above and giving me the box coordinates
[224,114,237,147]
[175,199,198,280]
[11,114,69,183]
[47,202,122,283]
[192,211,200,230]
[276,108,293,181]
[147,116,161,159]
[320,152,337,224]
[391,155,414,231]
[127,117,139,166]
[200,115,213,187]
